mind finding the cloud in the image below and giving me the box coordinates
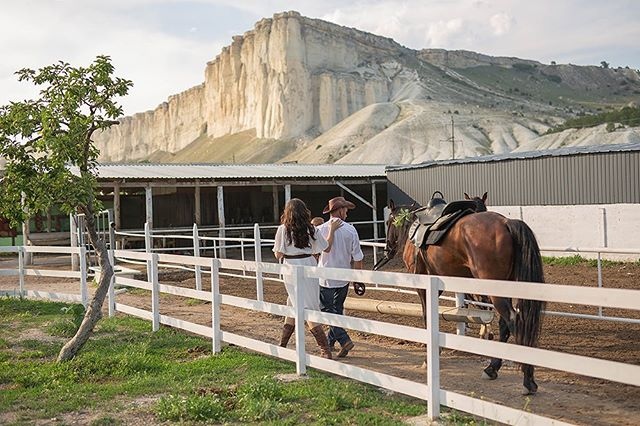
[425,19,465,47]
[489,13,513,36]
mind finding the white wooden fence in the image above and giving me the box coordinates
[3,245,639,425]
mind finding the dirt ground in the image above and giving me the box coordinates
[1,254,639,426]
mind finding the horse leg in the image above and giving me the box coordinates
[416,288,428,369]
[521,364,538,395]
[482,316,510,380]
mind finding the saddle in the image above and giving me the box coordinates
[408,193,478,248]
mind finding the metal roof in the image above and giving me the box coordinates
[92,163,386,180]
[386,142,640,172]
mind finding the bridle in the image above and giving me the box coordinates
[372,208,404,271]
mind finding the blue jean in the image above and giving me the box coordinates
[319,284,350,346]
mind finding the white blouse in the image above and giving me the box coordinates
[272,224,328,256]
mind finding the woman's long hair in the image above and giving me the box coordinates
[281,198,316,249]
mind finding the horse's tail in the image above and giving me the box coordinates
[506,219,546,348]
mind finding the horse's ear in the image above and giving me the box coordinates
[464,192,470,200]
[388,199,395,209]
[481,192,488,202]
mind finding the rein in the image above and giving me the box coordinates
[373,254,391,271]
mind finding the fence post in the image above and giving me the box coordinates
[193,224,202,291]
[108,222,116,317]
[426,277,441,420]
[108,273,116,317]
[145,222,152,284]
[79,246,88,307]
[211,258,221,354]
[151,253,160,332]
[254,224,264,302]
[455,292,465,336]
[293,266,307,375]
[18,246,25,297]
[70,213,79,271]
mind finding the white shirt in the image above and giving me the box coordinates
[272,224,328,256]
[317,218,364,288]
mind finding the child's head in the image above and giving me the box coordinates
[311,217,324,227]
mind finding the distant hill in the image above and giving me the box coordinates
[94,11,640,165]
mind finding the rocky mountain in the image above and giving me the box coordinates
[94,11,640,164]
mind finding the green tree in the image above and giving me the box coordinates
[0,56,132,361]
[600,61,610,69]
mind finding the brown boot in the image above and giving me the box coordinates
[279,323,295,348]
[310,325,332,359]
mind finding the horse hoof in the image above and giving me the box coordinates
[482,368,498,380]
[521,386,536,396]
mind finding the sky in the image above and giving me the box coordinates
[1,0,639,115]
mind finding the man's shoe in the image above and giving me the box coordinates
[337,340,354,358]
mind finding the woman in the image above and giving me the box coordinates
[273,198,342,359]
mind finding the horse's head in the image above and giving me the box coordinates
[374,199,418,270]
[464,191,488,212]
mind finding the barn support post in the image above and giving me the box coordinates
[284,184,291,204]
[426,277,441,420]
[113,182,121,248]
[210,258,221,354]
[194,180,201,226]
[145,185,153,230]
[217,186,226,258]
[254,223,264,302]
[272,186,279,222]
[293,266,307,375]
[193,224,202,291]
[335,181,376,260]
[371,182,378,263]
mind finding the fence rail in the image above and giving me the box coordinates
[3,245,638,425]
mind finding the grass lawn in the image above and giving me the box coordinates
[0,298,482,425]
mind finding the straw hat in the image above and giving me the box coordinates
[322,196,356,214]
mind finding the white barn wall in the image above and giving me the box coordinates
[490,204,640,261]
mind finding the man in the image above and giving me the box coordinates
[317,196,364,358]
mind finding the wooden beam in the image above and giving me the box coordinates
[145,186,153,229]
[194,180,201,225]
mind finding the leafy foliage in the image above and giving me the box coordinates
[0,56,132,226]
[392,208,413,228]
[545,105,640,134]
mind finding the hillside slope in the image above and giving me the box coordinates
[94,11,640,164]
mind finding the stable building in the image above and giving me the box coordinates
[94,163,387,243]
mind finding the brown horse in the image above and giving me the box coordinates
[377,195,546,395]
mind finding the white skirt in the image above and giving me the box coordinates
[283,256,320,311]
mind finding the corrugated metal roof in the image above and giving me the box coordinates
[386,142,640,172]
[91,163,386,180]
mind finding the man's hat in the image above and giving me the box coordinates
[323,196,356,214]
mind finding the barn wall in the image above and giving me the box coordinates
[387,150,640,206]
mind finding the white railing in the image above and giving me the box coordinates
[110,222,640,325]
[0,245,88,306]
[2,246,639,424]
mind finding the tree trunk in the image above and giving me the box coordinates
[57,204,114,362]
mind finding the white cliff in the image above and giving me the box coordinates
[94,11,640,164]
